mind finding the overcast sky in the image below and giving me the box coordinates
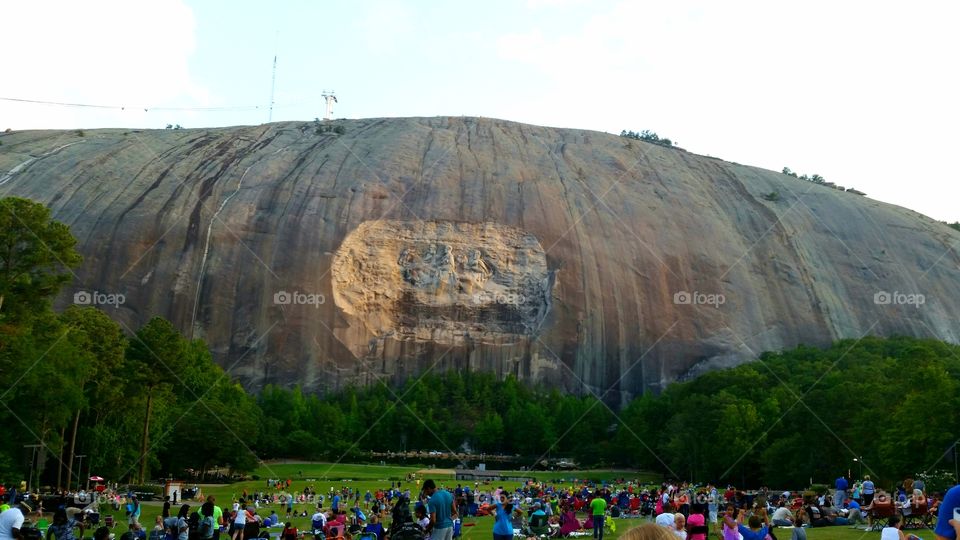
[2,0,958,222]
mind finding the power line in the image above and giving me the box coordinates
[0,96,303,113]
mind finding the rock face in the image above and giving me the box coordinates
[1,117,958,404]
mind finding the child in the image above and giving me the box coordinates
[280,523,297,540]
[415,506,431,540]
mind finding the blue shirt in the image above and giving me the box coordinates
[429,490,454,530]
[363,523,385,540]
[847,501,860,510]
[835,478,848,490]
[934,484,960,540]
[862,481,875,495]
[493,502,513,536]
[332,495,340,511]
[738,525,769,540]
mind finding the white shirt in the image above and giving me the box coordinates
[311,513,326,528]
[234,510,247,525]
[772,508,792,521]
[0,509,25,540]
[880,527,901,540]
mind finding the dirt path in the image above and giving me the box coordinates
[417,468,455,475]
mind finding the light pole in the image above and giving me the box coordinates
[853,457,863,479]
[75,454,86,492]
[24,444,42,492]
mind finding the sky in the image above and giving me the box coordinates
[2,0,958,222]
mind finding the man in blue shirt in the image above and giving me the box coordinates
[332,493,340,513]
[835,476,849,509]
[934,484,960,540]
[423,480,456,540]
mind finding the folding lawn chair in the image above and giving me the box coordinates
[867,504,896,531]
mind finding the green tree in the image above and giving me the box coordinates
[0,197,81,319]
[126,317,192,482]
[473,412,504,452]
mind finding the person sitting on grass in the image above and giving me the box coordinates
[883,515,922,540]
[280,522,297,540]
[844,499,864,526]
[770,502,793,527]
[723,509,768,540]
[622,523,677,540]
[558,506,580,537]
[363,514,385,540]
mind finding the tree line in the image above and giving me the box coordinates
[0,197,259,486]
[2,196,958,489]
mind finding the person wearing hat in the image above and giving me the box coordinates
[527,503,549,537]
[0,500,33,540]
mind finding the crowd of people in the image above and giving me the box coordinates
[1,477,960,540]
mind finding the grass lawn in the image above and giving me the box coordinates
[83,463,937,540]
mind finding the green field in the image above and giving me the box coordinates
[84,463,936,540]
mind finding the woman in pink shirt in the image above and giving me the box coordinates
[687,511,707,540]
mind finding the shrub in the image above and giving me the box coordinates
[620,129,674,147]
[76,129,85,137]
[763,191,781,202]
[333,125,346,135]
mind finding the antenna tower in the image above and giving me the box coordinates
[322,90,337,120]
[268,54,277,122]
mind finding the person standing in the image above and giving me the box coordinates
[206,496,223,540]
[423,480,456,540]
[198,503,216,540]
[492,496,513,540]
[128,497,142,527]
[230,503,248,540]
[862,476,876,507]
[835,476,849,510]
[590,490,608,540]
